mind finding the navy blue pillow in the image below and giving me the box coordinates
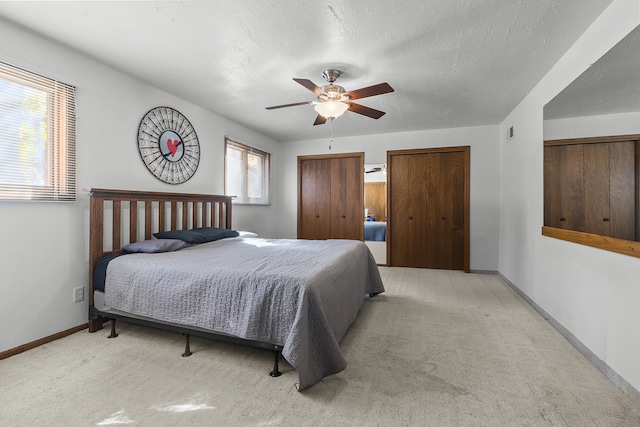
[153,227,239,244]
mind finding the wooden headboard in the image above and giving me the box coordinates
[88,188,232,307]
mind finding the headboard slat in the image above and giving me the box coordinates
[130,201,138,243]
[171,201,177,230]
[113,200,121,250]
[159,201,166,232]
[145,200,152,239]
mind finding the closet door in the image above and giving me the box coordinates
[429,151,466,270]
[388,153,414,266]
[388,147,469,271]
[330,155,363,240]
[298,158,331,239]
[298,153,364,241]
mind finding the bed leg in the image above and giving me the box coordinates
[182,333,193,357]
[270,347,282,377]
[108,319,118,338]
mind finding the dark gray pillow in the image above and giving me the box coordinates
[122,239,189,253]
[153,227,239,244]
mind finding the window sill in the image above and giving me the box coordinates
[541,226,640,259]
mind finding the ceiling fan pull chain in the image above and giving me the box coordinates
[329,118,333,150]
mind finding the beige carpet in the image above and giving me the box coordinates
[2,267,639,426]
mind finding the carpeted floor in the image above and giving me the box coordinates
[2,267,639,426]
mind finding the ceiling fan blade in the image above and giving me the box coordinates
[265,101,311,110]
[346,82,394,100]
[293,78,325,96]
[347,102,386,119]
[313,115,327,126]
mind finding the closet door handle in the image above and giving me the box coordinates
[603,218,610,222]
[560,217,566,222]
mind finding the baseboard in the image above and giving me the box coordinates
[469,269,498,275]
[496,271,640,407]
[0,323,88,360]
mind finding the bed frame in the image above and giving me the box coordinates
[88,188,283,376]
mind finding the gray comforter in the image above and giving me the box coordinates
[105,237,384,390]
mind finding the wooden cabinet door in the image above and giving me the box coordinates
[608,140,635,240]
[584,143,610,236]
[544,139,635,240]
[584,141,635,240]
[544,144,585,230]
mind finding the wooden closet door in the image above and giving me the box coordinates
[298,158,331,239]
[364,182,386,221]
[427,151,466,270]
[411,152,430,267]
[388,147,469,271]
[330,156,363,240]
[298,153,364,241]
[388,153,413,266]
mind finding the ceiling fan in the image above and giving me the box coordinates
[265,69,394,125]
[365,165,386,174]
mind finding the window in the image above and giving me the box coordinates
[0,61,76,201]
[225,138,270,205]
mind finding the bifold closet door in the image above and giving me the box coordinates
[388,147,469,271]
[298,153,364,241]
[429,151,465,270]
[330,156,364,240]
[298,158,331,240]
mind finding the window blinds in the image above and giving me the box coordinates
[0,61,76,201]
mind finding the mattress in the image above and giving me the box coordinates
[101,237,384,390]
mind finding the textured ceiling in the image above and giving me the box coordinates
[0,0,617,142]
[545,24,640,120]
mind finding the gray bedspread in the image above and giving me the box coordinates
[105,237,384,390]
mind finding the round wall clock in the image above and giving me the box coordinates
[137,106,200,184]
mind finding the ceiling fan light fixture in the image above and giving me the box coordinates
[314,101,349,119]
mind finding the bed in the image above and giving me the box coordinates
[364,221,386,241]
[88,188,384,390]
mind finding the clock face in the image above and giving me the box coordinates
[137,106,200,184]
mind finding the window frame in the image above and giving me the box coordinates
[0,61,76,202]
[224,138,270,205]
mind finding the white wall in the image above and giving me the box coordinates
[499,0,640,392]
[0,19,280,353]
[544,111,640,140]
[278,125,501,271]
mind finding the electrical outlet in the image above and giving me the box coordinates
[73,286,84,303]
